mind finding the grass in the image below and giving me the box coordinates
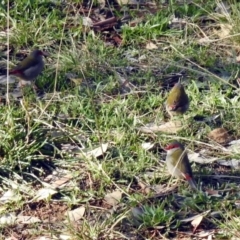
[1,0,240,239]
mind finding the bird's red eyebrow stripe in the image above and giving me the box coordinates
[165,144,179,150]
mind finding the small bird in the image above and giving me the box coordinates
[165,141,197,190]
[9,49,48,83]
[165,82,189,117]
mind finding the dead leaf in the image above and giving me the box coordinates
[51,174,74,189]
[217,159,240,169]
[169,16,187,30]
[32,237,56,240]
[112,34,122,46]
[116,0,139,4]
[191,214,203,232]
[76,143,108,159]
[181,210,210,223]
[4,90,23,99]
[198,37,211,44]
[82,17,93,27]
[5,236,19,240]
[0,75,16,84]
[214,24,232,39]
[136,179,151,194]
[30,188,57,202]
[16,215,41,224]
[235,200,240,209]
[69,78,83,86]
[188,152,220,164]
[138,54,147,61]
[208,128,231,144]
[141,142,155,150]
[205,189,222,197]
[97,0,105,9]
[0,190,20,203]
[59,235,72,240]
[115,72,136,93]
[111,130,125,142]
[129,17,144,27]
[138,120,183,134]
[104,190,122,206]
[151,184,166,193]
[196,230,215,238]
[227,139,240,153]
[18,79,32,87]
[0,213,16,225]
[146,42,158,50]
[236,56,240,63]
[65,206,85,222]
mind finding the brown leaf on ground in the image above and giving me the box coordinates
[188,152,220,164]
[16,215,41,224]
[146,42,158,50]
[51,173,75,189]
[213,24,232,39]
[104,190,122,206]
[191,214,203,233]
[30,188,57,202]
[141,142,155,150]
[76,143,109,159]
[65,206,85,222]
[136,178,151,194]
[208,127,232,144]
[138,120,184,134]
[112,34,122,46]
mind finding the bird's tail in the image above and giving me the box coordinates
[184,174,198,190]
[188,178,198,190]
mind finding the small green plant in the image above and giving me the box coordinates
[135,204,175,228]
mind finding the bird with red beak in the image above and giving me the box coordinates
[165,141,197,190]
[9,49,48,83]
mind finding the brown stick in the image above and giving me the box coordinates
[92,17,117,27]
